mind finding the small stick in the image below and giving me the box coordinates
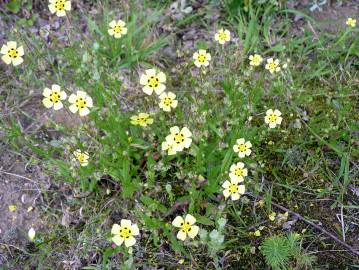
[0,170,38,185]
[247,193,359,256]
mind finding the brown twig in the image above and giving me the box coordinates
[247,193,359,256]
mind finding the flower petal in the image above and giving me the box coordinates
[185,214,196,225]
[188,225,199,238]
[112,235,124,246]
[172,216,184,227]
[124,236,136,247]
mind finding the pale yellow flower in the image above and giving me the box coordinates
[265,58,281,73]
[222,178,245,201]
[68,91,93,116]
[140,69,166,95]
[111,219,140,247]
[108,20,128,38]
[193,49,211,68]
[1,41,24,66]
[214,29,231,45]
[229,162,248,181]
[165,126,192,152]
[346,18,356,27]
[248,54,263,66]
[42,84,67,110]
[233,138,252,158]
[172,214,199,241]
[130,113,154,127]
[8,204,17,212]
[48,0,71,17]
[73,149,89,166]
[159,92,178,112]
[264,109,282,128]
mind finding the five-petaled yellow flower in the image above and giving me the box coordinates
[130,113,154,127]
[108,20,128,38]
[140,69,166,95]
[73,149,89,166]
[346,18,356,27]
[193,49,211,68]
[229,162,248,182]
[159,92,178,112]
[222,178,245,201]
[111,219,140,247]
[233,138,252,158]
[265,58,281,73]
[249,54,263,66]
[42,84,67,110]
[165,126,192,152]
[264,109,282,128]
[214,29,231,45]
[172,214,199,241]
[68,91,93,116]
[1,41,24,66]
[48,0,71,17]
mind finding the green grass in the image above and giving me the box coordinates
[0,0,358,269]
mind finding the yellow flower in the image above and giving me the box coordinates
[254,230,261,237]
[1,41,24,66]
[214,29,231,45]
[68,91,93,116]
[73,149,89,166]
[161,141,177,155]
[233,138,252,158]
[111,219,140,247]
[268,212,276,221]
[265,58,281,73]
[248,54,263,66]
[159,92,178,112]
[193,49,211,68]
[140,69,166,95]
[172,214,199,241]
[229,162,248,181]
[264,109,282,128]
[165,126,192,152]
[28,228,36,241]
[130,113,154,127]
[9,204,17,212]
[48,0,71,17]
[222,178,245,201]
[346,18,356,27]
[42,84,67,110]
[108,20,128,38]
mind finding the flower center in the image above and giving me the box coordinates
[180,222,192,233]
[75,98,87,109]
[113,25,123,33]
[163,97,173,106]
[238,144,247,152]
[55,0,65,11]
[229,183,239,194]
[77,154,86,162]
[268,114,277,123]
[49,91,61,103]
[268,63,277,70]
[174,132,185,144]
[235,168,244,177]
[147,76,159,88]
[7,48,18,59]
[219,32,227,41]
[198,54,206,63]
[138,117,147,125]
[119,227,132,239]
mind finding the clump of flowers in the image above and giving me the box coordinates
[42,84,67,110]
[172,214,199,241]
[214,29,231,45]
[264,109,282,128]
[108,20,128,38]
[73,149,89,166]
[346,18,356,27]
[163,126,192,154]
[222,177,245,201]
[111,219,140,247]
[140,69,166,95]
[265,58,281,73]
[1,41,24,66]
[48,0,71,17]
[159,92,178,112]
[229,162,248,181]
[248,54,263,66]
[193,49,211,68]
[68,91,93,116]
[233,138,252,158]
[130,113,153,127]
